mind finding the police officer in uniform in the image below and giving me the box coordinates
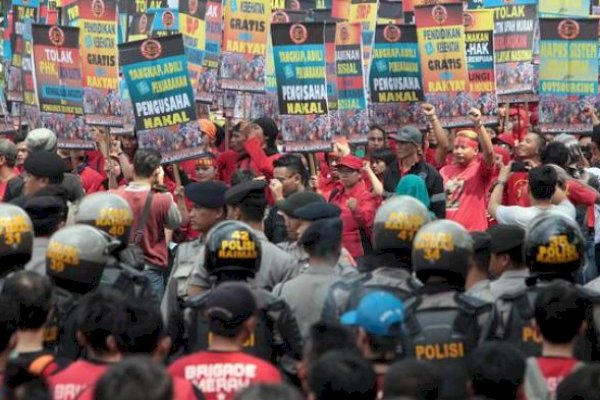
[322,196,428,320]
[182,220,302,375]
[491,213,600,361]
[44,224,119,359]
[402,219,493,400]
[293,202,359,277]
[187,181,300,295]
[74,192,153,299]
[0,204,34,285]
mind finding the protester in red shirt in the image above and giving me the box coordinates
[440,108,495,231]
[112,148,182,303]
[217,119,280,184]
[0,139,17,199]
[169,282,282,400]
[47,289,126,400]
[329,155,381,261]
[57,149,105,194]
[524,282,586,399]
[504,131,546,206]
[422,103,451,169]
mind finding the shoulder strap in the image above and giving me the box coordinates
[133,191,153,245]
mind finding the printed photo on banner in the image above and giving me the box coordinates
[272,22,330,151]
[369,23,424,132]
[151,8,179,37]
[415,2,471,127]
[119,34,197,131]
[79,0,123,127]
[538,18,598,133]
[137,119,208,163]
[220,0,271,92]
[484,0,536,96]
[464,9,497,125]
[32,24,84,115]
[196,0,223,103]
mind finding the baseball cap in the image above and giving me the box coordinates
[389,126,422,146]
[341,291,404,336]
[206,281,257,336]
[337,155,363,170]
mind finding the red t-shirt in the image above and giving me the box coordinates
[46,360,108,400]
[80,166,106,194]
[168,351,282,400]
[535,357,579,394]
[111,186,177,268]
[440,157,494,231]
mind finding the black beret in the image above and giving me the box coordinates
[487,224,525,253]
[224,180,266,205]
[294,202,341,221]
[470,231,491,253]
[184,181,227,209]
[299,217,343,247]
[276,191,324,217]
[24,151,66,179]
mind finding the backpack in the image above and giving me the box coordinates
[402,291,492,400]
[524,357,584,400]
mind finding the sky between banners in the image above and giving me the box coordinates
[1,0,599,158]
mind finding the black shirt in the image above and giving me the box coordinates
[382,159,446,219]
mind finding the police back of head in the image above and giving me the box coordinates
[524,213,584,281]
[374,196,431,257]
[412,219,473,286]
[75,192,134,246]
[46,224,115,294]
[0,204,34,274]
[204,220,261,284]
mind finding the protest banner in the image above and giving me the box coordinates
[136,121,209,163]
[377,0,404,23]
[8,4,38,102]
[369,23,423,132]
[32,24,84,115]
[272,22,330,151]
[220,0,271,92]
[196,0,223,103]
[119,34,197,131]
[484,0,536,101]
[151,8,179,37]
[464,9,497,125]
[79,0,122,126]
[349,0,377,69]
[21,12,37,107]
[179,0,207,99]
[538,18,598,133]
[415,2,471,127]
[271,0,316,9]
[539,0,590,17]
[127,0,152,42]
[335,22,369,143]
[324,22,341,137]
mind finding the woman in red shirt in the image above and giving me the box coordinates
[329,155,381,261]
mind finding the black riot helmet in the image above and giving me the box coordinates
[524,213,584,280]
[373,196,432,255]
[0,204,34,273]
[46,224,119,294]
[412,219,473,284]
[204,220,261,282]
[74,192,134,246]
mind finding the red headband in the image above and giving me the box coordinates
[454,136,479,149]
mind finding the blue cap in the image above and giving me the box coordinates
[340,291,404,336]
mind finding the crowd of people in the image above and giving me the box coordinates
[1,102,600,400]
